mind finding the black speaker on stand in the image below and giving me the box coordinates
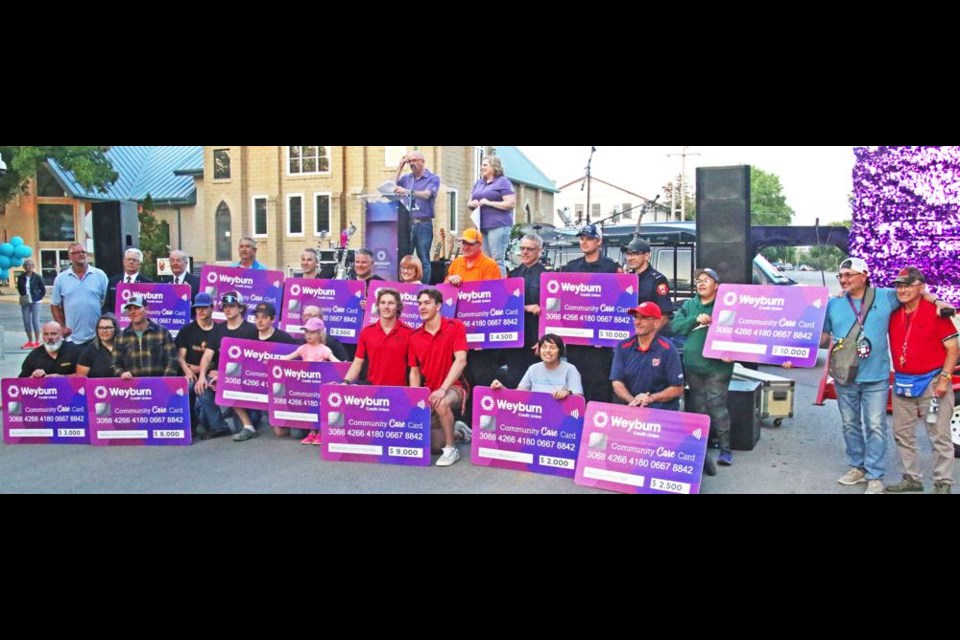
[695,166,752,285]
[92,201,140,276]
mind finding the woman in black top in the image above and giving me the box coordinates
[77,313,119,378]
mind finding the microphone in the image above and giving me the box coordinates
[652,194,660,203]
[591,146,597,153]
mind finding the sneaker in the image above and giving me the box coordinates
[864,480,884,494]
[232,428,258,442]
[702,455,717,477]
[454,420,472,443]
[436,446,460,466]
[20,342,32,350]
[300,432,317,445]
[717,449,733,466]
[838,467,867,485]
[312,432,322,445]
[202,428,231,440]
[885,475,924,493]
[933,482,952,494]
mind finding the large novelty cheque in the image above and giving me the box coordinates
[116,283,192,337]
[268,360,352,430]
[703,284,829,368]
[216,338,298,411]
[471,387,585,478]
[455,278,525,349]
[2,378,88,445]
[539,273,639,347]
[200,265,285,324]
[361,281,458,330]
[279,278,365,342]
[575,402,710,495]
[320,386,431,466]
[87,378,192,446]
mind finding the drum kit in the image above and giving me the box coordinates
[508,222,579,269]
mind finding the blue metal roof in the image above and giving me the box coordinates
[496,146,559,193]
[49,146,203,205]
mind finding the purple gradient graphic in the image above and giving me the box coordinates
[455,278,525,349]
[279,278,365,343]
[574,402,710,495]
[216,338,299,411]
[703,284,829,367]
[200,266,285,326]
[3,378,89,445]
[88,378,192,446]
[116,283,193,337]
[320,386,431,466]
[852,146,960,306]
[268,360,352,429]
[366,201,401,280]
[470,386,585,478]
[361,281,458,330]
[538,273,640,347]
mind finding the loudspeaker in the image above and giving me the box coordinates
[696,165,752,284]
[727,379,761,451]
[92,201,140,276]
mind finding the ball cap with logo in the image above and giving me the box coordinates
[124,294,146,309]
[892,266,925,285]
[627,301,663,320]
[577,223,603,241]
[459,228,483,245]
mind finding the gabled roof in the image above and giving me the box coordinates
[48,146,203,205]
[496,146,559,193]
[557,175,653,202]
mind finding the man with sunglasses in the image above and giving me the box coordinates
[51,242,109,347]
[820,258,949,494]
[394,151,440,285]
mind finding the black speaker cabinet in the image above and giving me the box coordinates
[92,201,140,276]
[728,379,761,451]
[696,165,752,285]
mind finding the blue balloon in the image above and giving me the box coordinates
[10,236,24,247]
[13,245,31,258]
[0,243,13,257]
[0,269,8,281]
[10,257,23,268]
[0,256,10,270]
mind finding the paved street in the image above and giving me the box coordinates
[0,280,956,494]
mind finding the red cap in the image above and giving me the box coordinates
[627,301,662,320]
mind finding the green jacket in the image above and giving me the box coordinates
[671,296,734,377]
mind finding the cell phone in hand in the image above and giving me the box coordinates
[939,307,956,318]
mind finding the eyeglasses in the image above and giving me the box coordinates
[97,326,115,332]
[519,246,540,252]
[221,296,240,305]
[695,279,714,285]
[836,273,860,281]
[893,282,921,289]
[69,250,87,255]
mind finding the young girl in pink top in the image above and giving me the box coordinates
[282,317,339,445]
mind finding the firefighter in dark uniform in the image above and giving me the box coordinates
[561,223,623,404]
[623,237,679,345]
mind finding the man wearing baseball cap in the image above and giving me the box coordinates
[624,237,673,321]
[611,301,684,412]
[112,294,179,379]
[177,292,228,438]
[821,257,950,494]
[445,228,502,285]
[562,223,623,404]
[885,267,958,494]
[671,267,730,472]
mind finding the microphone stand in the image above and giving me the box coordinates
[581,146,596,224]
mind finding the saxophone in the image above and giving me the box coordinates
[335,221,358,280]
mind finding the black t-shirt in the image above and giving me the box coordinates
[77,342,116,378]
[207,321,258,366]
[562,256,622,274]
[259,329,297,344]
[176,321,218,367]
[19,342,82,378]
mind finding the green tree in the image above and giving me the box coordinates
[751,166,794,226]
[661,174,696,220]
[0,146,118,204]
[138,194,170,279]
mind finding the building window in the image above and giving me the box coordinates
[447,188,458,234]
[252,196,268,237]
[474,146,485,181]
[38,204,75,241]
[37,165,67,197]
[385,146,406,168]
[288,146,330,175]
[214,149,231,180]
[575,204,584,223]
[592,203,601,220]
[215,202,232,261]
[287,194,304,236]
[314,193,331,236]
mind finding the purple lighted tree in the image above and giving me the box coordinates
[851,146,960,305]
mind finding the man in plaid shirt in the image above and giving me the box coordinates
[112,295,179,379]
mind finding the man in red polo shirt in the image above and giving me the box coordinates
[885,267,958,494]
[342,288,413,386]
[409,288,472,466]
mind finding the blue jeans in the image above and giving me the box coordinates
[196,388,230,432]
[835,379,889,480]
[482,225,511,277]
[410,219,433,284]
[21,302,40,340]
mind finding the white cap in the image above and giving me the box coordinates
[839,257,869,274]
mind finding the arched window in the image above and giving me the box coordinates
[215,202,232,261]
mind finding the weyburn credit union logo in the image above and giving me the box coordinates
[327,392,343,408]
[7,385,19,399]
[480,395,495,411]
[593,411,609,429]
[546,280,560,294]
[207,272,219,284]
[290,284,301,297]
[723,291,738,306]
[94,386,109,400]
[272,365,284,379]
[228,345,242,359]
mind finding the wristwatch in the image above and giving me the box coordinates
[940,371,952,379]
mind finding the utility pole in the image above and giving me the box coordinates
[667,146,700,221]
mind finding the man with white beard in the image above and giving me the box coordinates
[18,322,81,378]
